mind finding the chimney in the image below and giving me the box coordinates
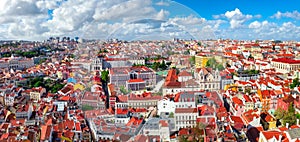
[286,123,289,128]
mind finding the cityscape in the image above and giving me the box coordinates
[1,0,300,142]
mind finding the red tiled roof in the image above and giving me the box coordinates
[175,108,197,113]
[165,68,181,87]
[272,58,300,64]
[261,131,282,141]
[232,97,244,106]
[127,78,144,83]
[230,116,244,124]
[178,70,192,77]
[159,120,169,127]
[116,108,129,115]
[126,117,143,127]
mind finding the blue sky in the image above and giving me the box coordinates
[174,0,299,19]
[0,0,300,41]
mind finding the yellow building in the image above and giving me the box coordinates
[195,53,212,68]
[74,83,85,91]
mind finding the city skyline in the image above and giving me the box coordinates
[0,0,300,41]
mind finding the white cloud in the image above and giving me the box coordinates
[249,21,261,29]
[155,9,169,20]
[245,20,300,40]
[214,8,260,29]
[93,0,155,22]
[0,0,299,41]
[155,1,170,6]
[271,11,300,20]
[36,0,60,10]
[224,8,253,28]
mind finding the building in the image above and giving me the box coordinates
[195,53,212,68]
[174,91,196,108]
[130,66,156,88]
[174,108,197,131]
[271,58,300,73]
[157,98,176,116]
[109,67,130,89]
[129,57,145,65]
[195,68,221,91]
[141,118,175,138]
[126,79,146,92]
[91,58,103,71]
[127,93,161,109]
[178,70,193,82]
[29,87,46,102]
[163,69,202,95]
[109,66,156,90]
[0,55,34,70]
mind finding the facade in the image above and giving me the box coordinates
[174,92,196,108]
[109,66,156,90]
[126,79,146,92]
[0,55,34,70]
[271,58,300,73]
[157,98,176,116]
[178,71,193,82]
[29,87,46,102]
[195,68,221,91]
[109,67,131,89]
[129,57,145,65]
[141,118,175,137]
[91,58,102,71]
[4,94,15,106]
[127,94,161,109]
[174,108,197,131]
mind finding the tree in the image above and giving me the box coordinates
[33,81,42,87]
[152,62,160,71]
[290,78,300,89]
[216,64,225,71]
[183,50,190,55]
[189,56,195,65]
[274,103,297,127]
[159,60,167,70]
[82,105,94,111]
[120,86,129,94]
[101,70,109,83]
[169,112,174,118]
[274,108,285,120]
[206,58,217,68]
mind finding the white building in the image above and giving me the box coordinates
[178,71,193,82]
[157,98,176,116]
[91,58,103,71]
[195,68,221,91]
[0,55,34,70]
[174,108,198,131]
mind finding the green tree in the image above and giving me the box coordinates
[82,105,94,111]
[274,107,285,120]
[101,70,109,83]
[275,103,297,127]
[152,62,160,71]
[120,86,129,94]
[206,58,217,68]
[159,60,167,70]
[216,64,225,71]
[290,78,300,89]
[33,81,42,87]
[189,56,195,65]
[169,112,174,118]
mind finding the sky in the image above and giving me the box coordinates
[0,0,300,41]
